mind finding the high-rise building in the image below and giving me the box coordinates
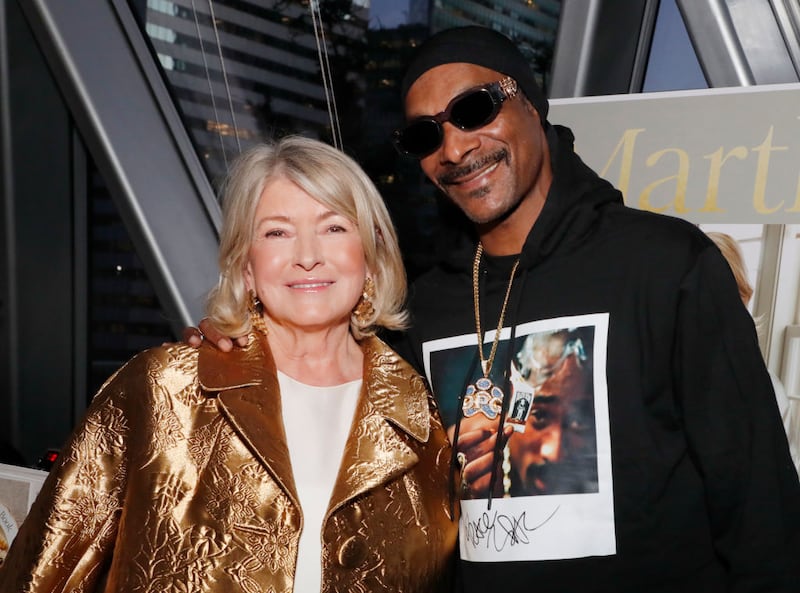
[141,0,369,182]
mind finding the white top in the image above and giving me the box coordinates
[278,371,362,593]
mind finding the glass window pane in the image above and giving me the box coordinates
[130,0,563,279]
[643,0,707,92]
[131,0,371,185]
[87,164,176,398]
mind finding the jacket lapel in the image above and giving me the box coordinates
[198,332,299,507]
[198,334,433,516]
[328,336,432,515]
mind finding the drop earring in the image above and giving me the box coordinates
[353,277,375,325]
[249,290,268,335]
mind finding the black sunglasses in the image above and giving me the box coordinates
[393,77,519,158]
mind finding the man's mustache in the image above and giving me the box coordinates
[437,149,508,186]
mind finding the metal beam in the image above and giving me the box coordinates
[769,0,800,78]
[19,0,221,334]
[675,0,755,86]
[550,0,660,98]
[0,0,20,449]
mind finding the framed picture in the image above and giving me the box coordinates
[0,463,48,564]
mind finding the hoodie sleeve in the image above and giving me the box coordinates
[674,245,800,592]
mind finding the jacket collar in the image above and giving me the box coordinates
[358,335,430,443]
[198,331,297,504]
[197,332,432,512]
[197,332,265,391]
[198,333,430,441]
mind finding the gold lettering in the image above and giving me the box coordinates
[701,146,747,212]
[788,171,800,212]
[752,126,788,214]
[600,128,646,200]
[638,148,690,213]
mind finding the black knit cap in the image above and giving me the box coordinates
[401,26,549,124]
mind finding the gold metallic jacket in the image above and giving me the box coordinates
[0,334,457,593]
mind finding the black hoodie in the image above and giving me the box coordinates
[391,125,800,592]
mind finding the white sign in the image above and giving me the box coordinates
[549,84,800,223]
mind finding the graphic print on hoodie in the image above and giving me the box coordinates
[422,313,614,562]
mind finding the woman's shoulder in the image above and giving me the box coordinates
[119,341,199,374]
[96,342,200,399]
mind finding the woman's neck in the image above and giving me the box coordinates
[266,323,363,387]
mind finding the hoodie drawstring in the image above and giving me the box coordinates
[448,261,531,512]
[484,266,527,509]
[448,346,481,517]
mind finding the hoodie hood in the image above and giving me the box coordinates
[520,124,622,268]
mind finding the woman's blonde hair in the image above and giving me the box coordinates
[206,136,408,339]
[707,231,753,306]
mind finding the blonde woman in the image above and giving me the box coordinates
[1,136,457,592]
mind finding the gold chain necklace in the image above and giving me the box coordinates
[462,243,520,420]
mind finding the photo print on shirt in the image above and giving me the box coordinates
[423,313,615,562]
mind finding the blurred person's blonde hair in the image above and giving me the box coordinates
[206,135,408,340]
[707,231,753,307]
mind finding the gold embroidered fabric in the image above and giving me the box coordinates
[0,334,457,592]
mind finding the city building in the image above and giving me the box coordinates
[141,0,369,182]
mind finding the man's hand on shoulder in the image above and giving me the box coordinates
[182,318,249,352]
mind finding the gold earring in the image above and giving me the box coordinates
[249,290,268,336]
[353,277,375,325]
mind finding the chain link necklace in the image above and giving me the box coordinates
[461,243,521,420]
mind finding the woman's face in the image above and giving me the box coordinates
[244,175,368,334]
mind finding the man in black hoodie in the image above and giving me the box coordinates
[390,26,800,593]
[191,25,800,593]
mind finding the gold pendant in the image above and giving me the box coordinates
[462,376,504,420]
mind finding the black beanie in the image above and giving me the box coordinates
[401,26,549,123]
